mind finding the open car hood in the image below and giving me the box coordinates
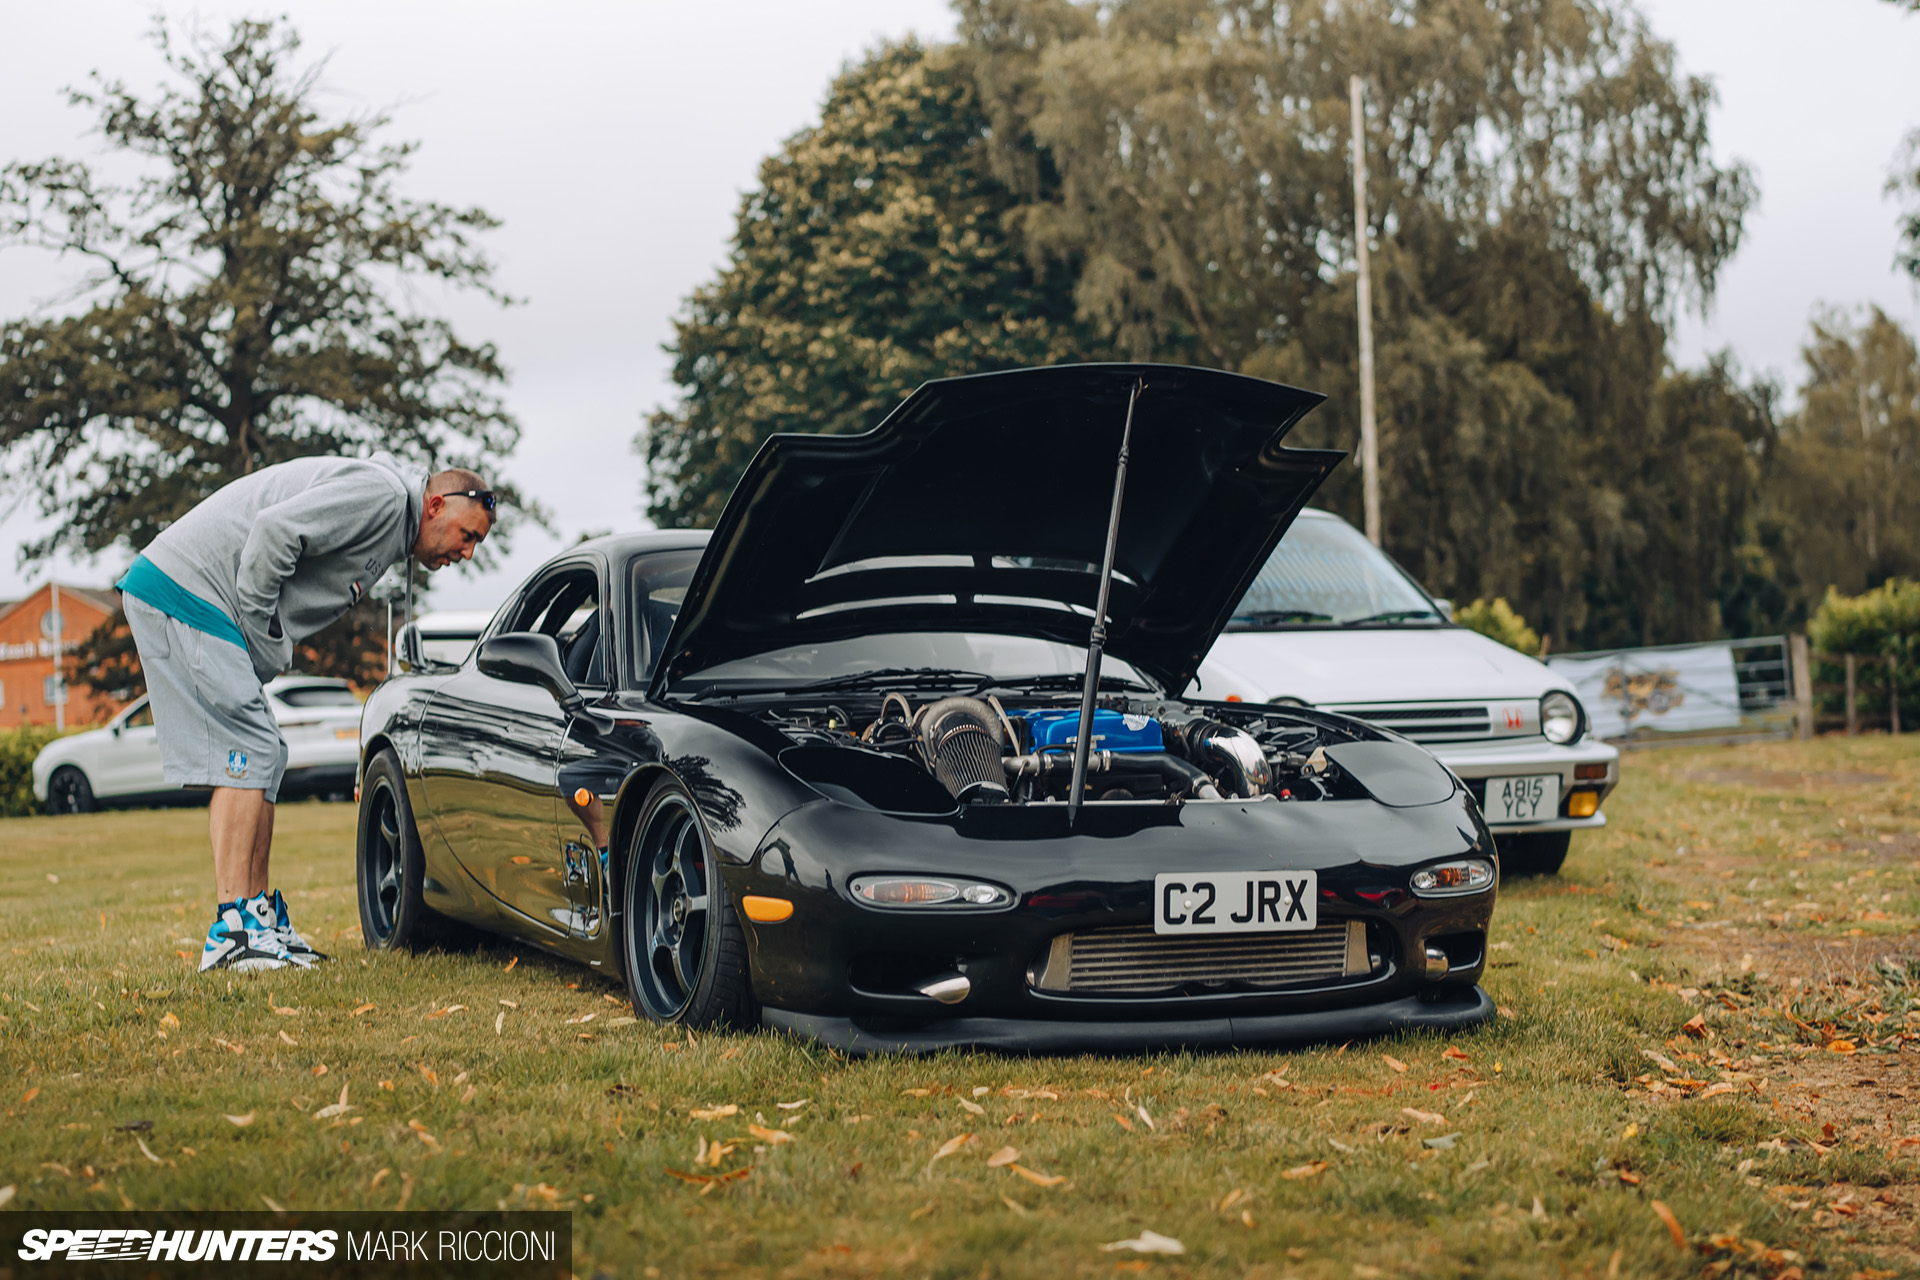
[655,363,1336,696]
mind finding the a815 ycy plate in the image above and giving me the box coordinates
[1153,870,1318,935]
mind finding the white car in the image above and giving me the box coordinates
[1191,509,1618,875]
[408,609,496,665]
[33,676,365,813]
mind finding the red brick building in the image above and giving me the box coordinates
[0,582,120,729]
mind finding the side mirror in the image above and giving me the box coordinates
[110,724,122,738]
[476,632,586,715]
[394,622,430,673]
[1432,598,1454,622]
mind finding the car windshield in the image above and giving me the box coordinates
[676,631,1151,693]
[1228,514,1441,629]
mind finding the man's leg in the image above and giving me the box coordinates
[210,787,267,904]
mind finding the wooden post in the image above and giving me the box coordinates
[1790,634,1814,740]
[1889,655,1902,736]
[1844,653,1858,736]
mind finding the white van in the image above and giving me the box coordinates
[1192,509,1618,875]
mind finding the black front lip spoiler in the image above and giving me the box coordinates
[763,985,1495,1055]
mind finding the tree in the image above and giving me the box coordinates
[0,17,522,563]
[641,41,1096,526]
[1769,308,1920,599]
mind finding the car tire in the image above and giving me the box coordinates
[1500,831,1571,877]
[46,766,98,815]
[619,776,756,1029]
[356,749,456,950]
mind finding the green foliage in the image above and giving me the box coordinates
[1810,579,1920,728]
[1454,598,1542,658]
[0,17,523,563]
[0,725,63,817]
[641,41,1096,527]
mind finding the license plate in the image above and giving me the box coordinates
[1153,871,1317,935]
[1483,774,1560,823]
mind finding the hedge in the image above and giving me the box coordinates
[0,725,64,818]
[1808,578,1918,728]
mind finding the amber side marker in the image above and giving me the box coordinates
[740,895,794,923]
[573,788,592,806]
[1566,790,1600,818]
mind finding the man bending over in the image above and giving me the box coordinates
[117,455,495,971]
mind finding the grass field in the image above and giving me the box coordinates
[2,736,1917,1279]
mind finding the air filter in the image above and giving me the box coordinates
[916,697,1009,804]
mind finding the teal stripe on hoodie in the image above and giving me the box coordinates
[116,555,248,649]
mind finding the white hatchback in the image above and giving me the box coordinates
[1191,509,1618,875]
[32,676,365,813]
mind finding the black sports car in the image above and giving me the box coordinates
[356,364,1499,1052]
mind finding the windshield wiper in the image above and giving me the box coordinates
[1341,609,1441,626]
[981,672,1156,694]
[1227,609,1334,629]
[677,667,994,701]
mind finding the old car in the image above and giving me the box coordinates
[35,675,364,813]
[355,364,1500,1052]
[1190,509,1619,876]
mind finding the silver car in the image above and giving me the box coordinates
[1191,509,1618,875]
[32,676,364,813]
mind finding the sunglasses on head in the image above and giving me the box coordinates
[447,489,497,513]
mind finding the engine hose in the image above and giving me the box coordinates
[1004,750,1223,801]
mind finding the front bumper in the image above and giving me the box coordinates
[765,985,1494,1055]
[1428,736,1619,834]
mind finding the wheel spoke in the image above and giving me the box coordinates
[670,938,698,995]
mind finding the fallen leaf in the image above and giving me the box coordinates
[1218,1187,1246,1211]
[1697,1082,1735,1099]
[135,1137,163,1165]
[958,1098,986,1116]
[0,1186,14,1208]
[1826,1040,1857,1055]
[1402,1107,1446,1124]
[1442,1046,1471,1062]
[1622,1123,1639,1140]
[690,1104,738,1121]
[1112,1113,1135,1132]
[1681,1015,1707,1039]
[313,1084,353,1121]
[1650,1199,1686,1250]
[498,999,518,1008]
[503,956,518,972]
[351,1003,376,1017]
[1281,1161,1328,1180]
[1423,1133,1462,1150]
[930,1133,974,1162]
[664,1166,751,1187]
[1008,1163,1067,1187]
[278,1030,297,1047]
[1619,1171,1642,1185]
[986,1146,1020,1168]
[1001,1195,1028,1216]
[1136,1104,1155,1131]
[1642,1049,1682,1073]
[158,1013,179,1030]
[1099,1231,1184,1255]
[776,1099,810,1110]
[1241,1208,1255,1228]
[494,1012,505,1036]
[901,1088,933,1097]
[224,1112,254,1128]
[746,1123,792,1145]
[22,1088,41,1104]
[1382,1054,1409,1073]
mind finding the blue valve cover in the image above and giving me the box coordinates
[1012,708,1164,754]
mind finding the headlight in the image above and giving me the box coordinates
[1410,859,1496,896]
[1540,691,1582,744]
[849,876,1012,909]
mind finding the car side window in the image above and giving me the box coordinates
[627,549,704,687]
[511,567,607,689]
[124,701,153,729]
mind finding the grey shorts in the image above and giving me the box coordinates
[124,595,289,802]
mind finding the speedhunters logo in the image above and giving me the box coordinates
[4,1213,567,1278]
[18,1229,338,1262]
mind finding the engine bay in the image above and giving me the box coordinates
[765,693,1378,808]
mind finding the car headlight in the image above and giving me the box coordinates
[1540,691,1582,744]
[1410,858,1496,896]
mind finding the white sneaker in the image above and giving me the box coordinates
[199,905,307,972]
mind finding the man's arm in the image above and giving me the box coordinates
[233,473,406,677]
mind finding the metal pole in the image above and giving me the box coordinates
[1069,379,1146,827]
[1349,74,1381,548]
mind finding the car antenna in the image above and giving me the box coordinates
[1069,376,1146,828]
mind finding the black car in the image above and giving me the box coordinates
[356,364,1499,1052]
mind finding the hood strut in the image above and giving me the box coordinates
[1069,378,1145,827]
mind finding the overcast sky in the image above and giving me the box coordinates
[3,0,1917,612]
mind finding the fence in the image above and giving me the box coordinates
[1547,635,1905,748]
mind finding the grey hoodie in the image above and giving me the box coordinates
[140,452,426,683]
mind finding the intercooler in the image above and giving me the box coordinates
[1029,920,1373,994]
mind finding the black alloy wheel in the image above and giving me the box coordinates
[356,749,441,950]
[620,778,754,1028]
[1500,830,1571,877]
[46,766,97,815]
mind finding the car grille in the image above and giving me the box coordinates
[1329,703,1492,743]
[1030,920,1368,994]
